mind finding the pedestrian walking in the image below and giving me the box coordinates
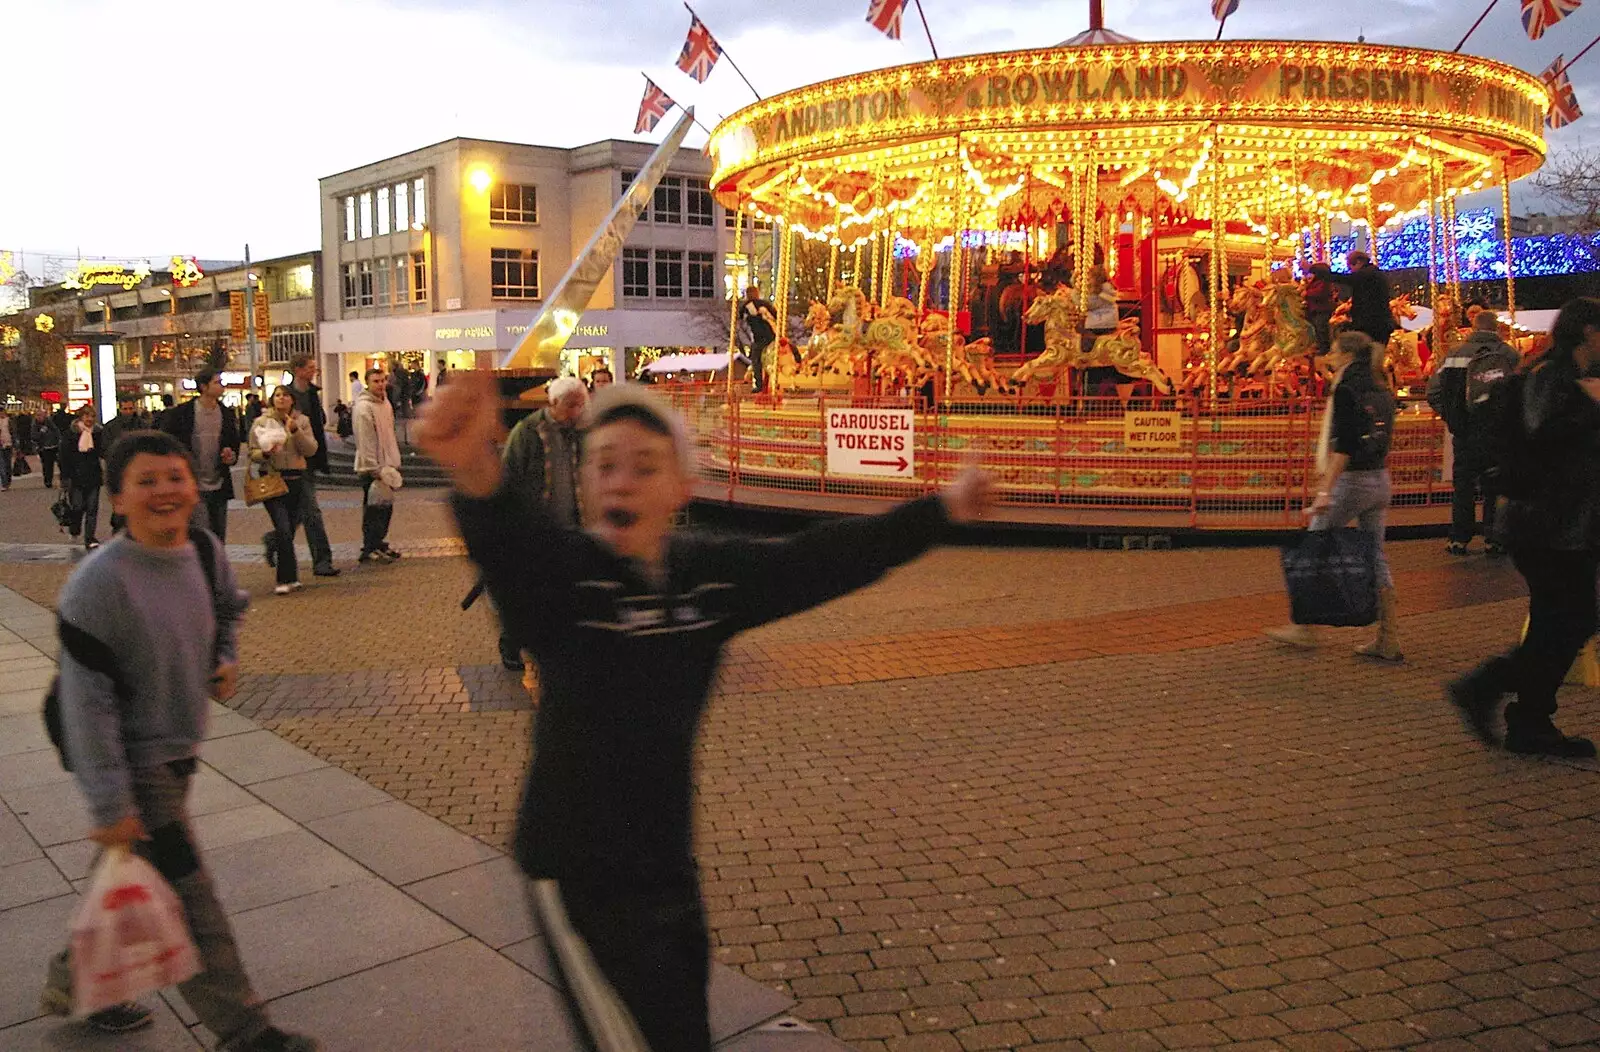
[242,393,263,433]
[161,368,241,541]
[1450,297,1600,759]
[1266,331,1402,661]
[492,375,587,669]
[353,367,402,563]
[0,408,13,491]
[60,405,105,550]
[419,374,993,1052]
[261,353,339,577]
[1310,250,1396,348]
[348,371,363,403]
[102,398,142,533]
[250,386,319,595]
[40,429,320,1051]
[1429,310,1520,555]
[36,408,61,488]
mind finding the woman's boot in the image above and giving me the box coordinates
[1355,586,1403,662]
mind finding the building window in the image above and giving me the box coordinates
[392,257,409,306]
[653,177,683,225]
[394,181,410,231]
[654,249,683,298]
[490,184,538,224]
[377,186,391,236]
[622,170,650,221]
[359,191,373,239]
[623,248,651,298]
[410,251,427,302]
[283,264,314,300]
[491,248,541,299]
[341,263,358,309]
[344,197,356,242]
[687,251,715,299]
[412,177,428,228]
[374,257,390,305]
[686,179,713,227]
[357,260,374,307]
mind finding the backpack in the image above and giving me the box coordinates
[1480,370,1546,500]
[42,529,221,773]
[1352,387,1395,462]
[1465,348,1515,414]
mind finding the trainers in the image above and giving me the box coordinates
[1448,675,1501,748]
[357,550,382,564]
[1446,541,1470,556]
[40,988,154,1033]
[378,545,402,560]
[273,584,294,596]
[313,566,341,577]
[1505,724,1598,759]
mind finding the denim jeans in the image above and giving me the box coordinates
[264,472,332,571]
[47,762,272,1050]
[67,482,100,545]
[194,488,230,542]
[360,474,393,554]
[1310,468,1392,589]
[40,448,57,487]
[263,476,305,585]
[0,446,10,488]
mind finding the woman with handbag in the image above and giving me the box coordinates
[249,386,318,595]
[1265,331,1402,660]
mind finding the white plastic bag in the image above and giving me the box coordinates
[252,416,287,456]
[69,847,200,1016]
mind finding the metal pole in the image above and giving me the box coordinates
[684,3,762,100]
[1501,156,1517,322]
[727,208,744,403]
[911,0,939,58]
[244,244,257,390]
[1453,0,1500,52]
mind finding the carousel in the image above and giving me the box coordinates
[683,4,1553,530]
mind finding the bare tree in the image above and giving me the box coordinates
[1531,146,1600,234]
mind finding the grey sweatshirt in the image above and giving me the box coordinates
[57,533,248,826]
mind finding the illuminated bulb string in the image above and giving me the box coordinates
[1320,208,1600,279]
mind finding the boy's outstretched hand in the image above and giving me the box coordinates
[417,370,506,497]
[940,462,995,524]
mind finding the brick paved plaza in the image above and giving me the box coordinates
[1,472,1597,1052]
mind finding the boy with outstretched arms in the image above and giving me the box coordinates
[420,373,992,1052]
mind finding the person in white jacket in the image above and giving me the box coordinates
[352,367,403,563]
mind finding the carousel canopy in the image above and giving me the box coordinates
[707,41,1550,247]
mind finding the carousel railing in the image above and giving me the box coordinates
[655,382,1450,529]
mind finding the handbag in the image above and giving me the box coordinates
[1279,528,1379,627]
[243,466,289,506]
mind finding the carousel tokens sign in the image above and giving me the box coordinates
[826,408,915,478]
[1123,411,1183,451]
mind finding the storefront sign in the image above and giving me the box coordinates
[825,407,915,477]
[62,260,151,292]
[434,325,494,340]
[171,256,204,288]
[229,291,247,341]
[254,288,271,339]
[574,324,608,337]
[1123,411,1183,451]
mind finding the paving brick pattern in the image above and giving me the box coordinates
[3,509,1598,1051]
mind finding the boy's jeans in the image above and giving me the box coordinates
[46,761,272,1051]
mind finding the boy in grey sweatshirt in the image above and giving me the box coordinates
[41,429,318,1052]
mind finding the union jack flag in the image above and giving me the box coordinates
[1521,0,1583,40]
[1212,0,1240,19]
[635,78,676,135]
[1542,56,1584,128]
[866,0,909,39]
[676,14,722,83]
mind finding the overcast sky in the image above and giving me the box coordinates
[2,0,1595,272]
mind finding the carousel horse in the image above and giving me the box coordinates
[1249,270,1316,375]
[1384,293,1425,386]
[1219,282,1270,373]
[1011,285,1086,384]
[1090,317,1172,394]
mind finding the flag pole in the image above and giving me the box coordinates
[684,2,762,100]
[912,0,939,59]
[642,72,715,136]
[1215,14,1228,41]
[1551,34,1600,81]
[1453,0,1501,52]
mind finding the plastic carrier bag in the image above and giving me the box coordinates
[69,847,200,1016]
[1279,527,1379,628]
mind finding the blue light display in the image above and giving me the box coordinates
[1319,209,1600,278]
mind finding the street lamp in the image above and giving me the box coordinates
[468,167,493,193]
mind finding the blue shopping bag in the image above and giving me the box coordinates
[1280,528,1379,627]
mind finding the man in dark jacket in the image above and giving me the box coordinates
[1450,297,1600,759]
[741,284,778,392]
[160,368,240,540]
[1428,310,1521,554]
[1310,250,1395,347]
[59,405,105,549]
[262,353,339,576]
[101,397,143,534]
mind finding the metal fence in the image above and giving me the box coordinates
[658,384,1451,530]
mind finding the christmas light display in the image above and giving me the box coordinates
[1320,209,1600,279]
